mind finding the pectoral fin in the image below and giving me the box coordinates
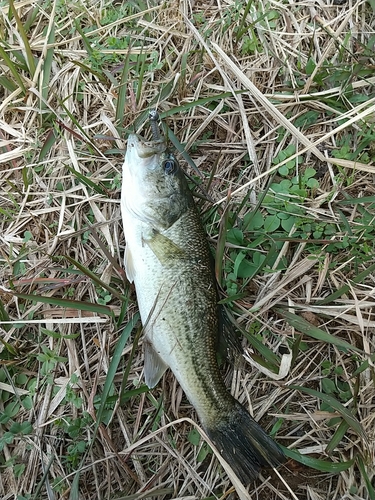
[144,339,168,388]
[143,229,186,265]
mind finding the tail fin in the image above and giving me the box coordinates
[205,400,285,483]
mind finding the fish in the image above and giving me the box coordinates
[120,112,285,483]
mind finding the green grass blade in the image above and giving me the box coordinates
[318,262,375,305]
[113,488,174,500]
[158,90,246,119]
[119,324,143,402]
[132,77,181,131]
[56,102,103,158]
[0,44,26,94]
[215,204,230,286]
[290,385,366,439]
[23,3,40,31]
[39,129,58,161]
[135,51,147,105]
[64,255,128,302]
[41,19,55,112]
[74,20,93,56]
[71,59,107,83]
[163,124,201,175]
[117,296,130,329]
[217,293,248,305]
[226,310,281,368]
[120,384,149,404]
[357,455,375,500]
[335,207,352,234]
[66,166,108,195]
[0,337,19,356]
[56,104,91,142]
[352,353,375,377]
[0,75,17,92]
[180,52,188,91]
[325,419,349,454]
[236,0,254,42]
[14,293,114,317]
[336,195,375,205]
[275,308,362,352]
[41,327,79,340]
[30,454,54,500]
[9,0,36,77]
[94,313,140,430]
[243,241,278,281]
[0,298,11,331]
[115,51,130,125]
[22,165,30,190]
[87,224,127,280]
[69,316,139,500]
[103,69,121,87]
[68,471,80,500]
[282,445,355,473]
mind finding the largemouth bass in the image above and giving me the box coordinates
[120,114,285,483]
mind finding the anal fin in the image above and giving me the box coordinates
[124,244,136,282]
[144,339,168,388]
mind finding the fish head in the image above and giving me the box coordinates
[122,134,192,229]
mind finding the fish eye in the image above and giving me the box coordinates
[163,157,177,175]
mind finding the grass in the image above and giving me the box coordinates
[0,0,375,499]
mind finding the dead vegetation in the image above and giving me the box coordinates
[0,0,375,499]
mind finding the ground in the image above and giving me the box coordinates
[0,1,374,499]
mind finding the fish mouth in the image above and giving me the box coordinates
[128,134,167,159]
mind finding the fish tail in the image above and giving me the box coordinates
[205,399,285,483]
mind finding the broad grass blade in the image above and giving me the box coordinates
[282,445,355,472]
[275,308,362,352]
[290,385,366,440]
[14,293,114,318]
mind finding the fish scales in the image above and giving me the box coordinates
[121,129,285,483]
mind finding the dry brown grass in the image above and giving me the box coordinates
[0,0,375,499]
